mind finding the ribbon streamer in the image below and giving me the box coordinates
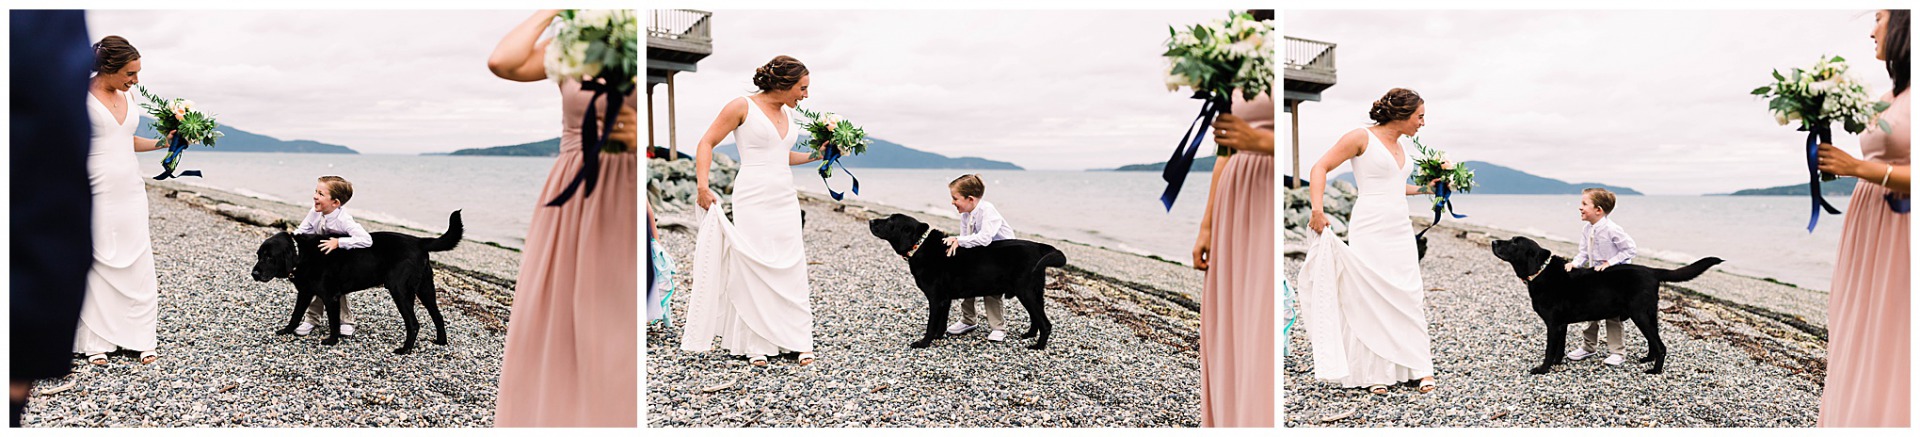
[816,145,861,201]
[547,78,630,207]
[1159,90,1232,211]
[1802,124,1844,232]
[1414,182,1467,239]
[152,134,202,180]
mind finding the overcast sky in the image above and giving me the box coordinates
[646,9,1249,171]
[85,10,565,155]
[1286,10,1897,195]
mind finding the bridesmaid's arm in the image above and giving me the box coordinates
[1213,114,1275,154]
[787,151,822,166]
[1192,153,1232,270]
[487,10,560,82]
[1818,143,1911,193]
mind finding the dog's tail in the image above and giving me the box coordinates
[1654,257,1723,282]
[1039,246,1067,270]
[421,210,463,252]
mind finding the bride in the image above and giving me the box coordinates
[77,35,169,366]
[1298,88,1439,395]
[680,55,824,367]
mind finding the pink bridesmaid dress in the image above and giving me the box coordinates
[494,80,639,427]
[1199,91,1276,427]
[1819,90,1910,427]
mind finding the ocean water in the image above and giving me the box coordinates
[1408,194,1847,291]
[788,167,1217,264]
[142,152,556,248]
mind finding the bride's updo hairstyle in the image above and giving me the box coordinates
[93,35,140,74]
[1369,88,1423,125]
[753,55,808,92]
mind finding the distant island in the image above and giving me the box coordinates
[713,136,1023,170]
[445,137,560,156]
[135,117,357,154]
[1332,160,1643,195]
[1725,178,1858,196]
[1105,155,1217,172]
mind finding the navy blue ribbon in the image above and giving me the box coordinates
[1160,91,1232,211]
[152,134,201,180]
[816,144,861,201]
[547,78,630,207]
[1415,182,1467,238]
[1803,124,1844,232]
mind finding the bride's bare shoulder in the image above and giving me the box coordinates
[1337,128,1370,153]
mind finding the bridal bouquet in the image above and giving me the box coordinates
[543,9,639,206]
[1157,11,1275,210]
[1410,136,1473,239]
[1751,55,1896,231]
[135,85,222,180]
[797,107,871,201]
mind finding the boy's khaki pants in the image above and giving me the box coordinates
[303,294,356,326]
[1581,318,1625,355]
[958,296,1005,332]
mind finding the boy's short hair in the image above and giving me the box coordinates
[319,175,354,205]
[1582,188,1616,214]
[949,174,985,199]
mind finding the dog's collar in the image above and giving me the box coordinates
[902,228,934,259]
[1523,256,1552,283]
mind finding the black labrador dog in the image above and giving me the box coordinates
[251,211,463,355]
[1490,236,1722,374]
[867,213,1067,350]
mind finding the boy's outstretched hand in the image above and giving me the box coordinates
[942,236,959,257]
[319,238,341,254]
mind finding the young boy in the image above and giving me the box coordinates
[942,174,1017,342]
[1567,187,1638,366]
[292,175,374,337]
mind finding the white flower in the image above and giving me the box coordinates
[824,113,843,132]
[577,9,617,29]
[180,99,195,113]
[1776,111,1790,126]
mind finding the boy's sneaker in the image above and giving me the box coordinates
[946,322,977,335]
[340,324,356,337]
[1567,347,1597,361]
[1603,354,1625,366]
[987,330,1007,342]
[295,322,315,336]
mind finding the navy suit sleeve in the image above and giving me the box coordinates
[9,10,94,384]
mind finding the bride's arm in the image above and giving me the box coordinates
[1308,130,1366,231]
[132,134,165,152]
[486,10,560,82]
[787,151,822,166]
[694,99,749,208]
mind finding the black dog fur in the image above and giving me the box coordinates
[1490,236,1722,374]
[867,213,1067,350]
[251,211,463,355]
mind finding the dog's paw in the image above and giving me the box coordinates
[1528,365,1553,375]
[1020,331,1038,339]
[1638,356,1655,363]
[909,339,932,349]
[320,337,340,346]
[432,338,448,346]
[393,346,413,355]
[1644,367,1663,375]
[274,327,296,336]
[1026,343,1046,350]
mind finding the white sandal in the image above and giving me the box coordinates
[796,352,815,366]
[86,353,108,366]
[138,350,158,365]
[748,355,769,367]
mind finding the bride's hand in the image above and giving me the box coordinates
[1309,210,1329,234]
[697,187,718,210]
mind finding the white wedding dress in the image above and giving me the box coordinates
[1298,127,1434,387]
[75,89,160,355]
[681,96,813,357]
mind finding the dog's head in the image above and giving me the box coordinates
[1490,236,1555,279]
[251,232,298,282]
[867,213,931,257]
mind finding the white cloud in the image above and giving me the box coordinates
[646,9,1253,170]
[85,10,566,154]
[1285,10,1894,195]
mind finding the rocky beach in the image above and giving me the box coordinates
[19,180,522,427]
